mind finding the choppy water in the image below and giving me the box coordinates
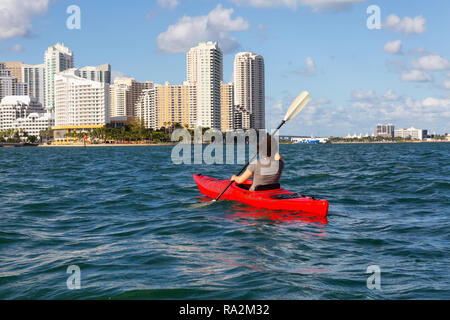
[0,143,449,299]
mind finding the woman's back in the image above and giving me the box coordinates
[247,157,284,191]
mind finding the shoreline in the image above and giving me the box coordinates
[38,143,176,148]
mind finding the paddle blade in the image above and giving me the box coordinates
[283,91,310,122]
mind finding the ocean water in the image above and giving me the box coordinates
[0,143,449,300]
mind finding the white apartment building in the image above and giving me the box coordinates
[79,64,111,84]
[0,96,45,131]
[110,78,153,118]
[135,89,158,130]
[395,127,428,141]
[234,52,265,130]
[11,113,55,137]
[44,43,74,111]
[54,69,110,127]
[22,64,45,106]
[187,41,223,130]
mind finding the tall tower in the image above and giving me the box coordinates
[234,52,265,130]
[44,43,74,111]
[187,41,223,130]
[22,64,45,106]
[220,82,234,132]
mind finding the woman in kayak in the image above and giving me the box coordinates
[231,134,284,191]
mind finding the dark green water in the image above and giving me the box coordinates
[0,143,449,299]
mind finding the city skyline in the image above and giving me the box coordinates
[0,0,449,135]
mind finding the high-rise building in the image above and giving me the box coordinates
[0,76,17,101]
[22,64,45,106]
[221,82,234,132]
[375,124,395,137]
[3,62,24,82]
[79,64,111,84]
[135,82,197,130]
[187,41,223,130]
[234,52,265,130]
[0,63,28,101]
[135,89,157,130]
[44,43,74,111]
[110,78,153,118]
[54,69,109,127]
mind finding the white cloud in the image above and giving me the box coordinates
[295,57,316,76]
[401,70,432,82]
[157,5,250,53]
[422,97,450,108]
[0,0,50,41]
[228,0,365,12]
[157,0,180,9]
[384,14,426,35]
[351,89,376,100]
[269,88,450,135]
[412,54,450,71]
[383,40,402,55]
[11,44,24,52]
[348,89,450,127]
[111,70,131,82]
[444,81,450,90]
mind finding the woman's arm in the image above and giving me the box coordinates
[231,169,253,184]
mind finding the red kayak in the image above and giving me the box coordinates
[193,174,329,217]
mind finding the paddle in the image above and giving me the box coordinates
[214,91,310,202]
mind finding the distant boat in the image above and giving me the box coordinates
[296,139,320,145]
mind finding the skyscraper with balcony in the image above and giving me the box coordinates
[44,43,74,111]
[22,64,45,106]
[110,78,153,118]
[221,82,234,132]
[234,52,265,130]
[54,69,109,127]
[79,64,111,84]
[187,42,223,130]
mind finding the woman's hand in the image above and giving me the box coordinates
[231,175,238,182]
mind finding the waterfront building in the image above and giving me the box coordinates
[110,78,153,118]
[22,64,45,106]
[187,42,223,129]
[0,96,45,131]
[394,127,428,141]
[79,64,111,84]
[234,52,265,130]
[11,113,55,138]
[375,124,395,137]
[135,89,157,130]
[44,43,74,111]
[54,69,110,127]
[221,82,234,132]
[135,82,197,130]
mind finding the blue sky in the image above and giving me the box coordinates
[1,0,449,136]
